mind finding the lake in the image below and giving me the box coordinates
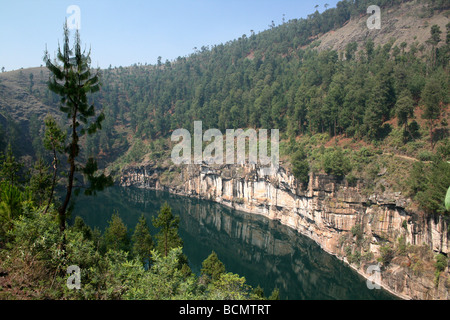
[71,186,397,300]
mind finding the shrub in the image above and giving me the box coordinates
[323,147,351,178]
[397,236,407,256]
[346,172,358,187]
[378,244,395,266]
[402,220,408,230]
[351,224,363,243]
[415,160,450,214]
[435,254,448,273]
[291,149,310,186]
[418,150,434,161]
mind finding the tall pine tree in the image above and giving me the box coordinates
[44,24,111,232]
[152,202,183,257]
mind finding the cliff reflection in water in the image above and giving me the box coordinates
[72,186,395,300]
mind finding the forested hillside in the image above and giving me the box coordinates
[90,0,449,150]
[0,0,449,213]
[0,0,449,301]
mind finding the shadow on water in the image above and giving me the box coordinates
[71,186,398,300]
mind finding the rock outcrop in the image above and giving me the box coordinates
[120,162,449,300]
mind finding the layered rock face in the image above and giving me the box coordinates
[120,162,449,300]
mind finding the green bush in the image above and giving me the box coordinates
[351,224,363,242]
[323,147,351,178]
[414,160,450,214]
[418,150,434,161]
[378,244,395,266]
[291,149,310,186]
[346,172,358,187]
[397,236,407,256]
[434,253,448,287]
[435,254,448,273]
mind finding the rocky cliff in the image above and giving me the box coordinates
[119,162,450,300]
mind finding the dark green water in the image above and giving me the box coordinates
[71,186,397,300]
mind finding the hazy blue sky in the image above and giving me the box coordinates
[0,0,339,71]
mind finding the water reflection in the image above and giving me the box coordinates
[72,186,396,300]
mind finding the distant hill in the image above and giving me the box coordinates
[314,0,449,52]
[0,0,448,167]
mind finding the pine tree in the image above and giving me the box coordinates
[201,251,226,283]
[0,144,23,186]
[268,288,280,300]
[426,25,442,69]
[43,116,66,214]
[152,202,183,257]
[416,160,450,215]
[422,77,443,148]
[132,214,154,263]
[103,212,130,252]
[395,91,415,143]
[44,24,111,232]
[28,158,52,207]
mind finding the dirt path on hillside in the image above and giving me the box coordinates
[382,152,432,163]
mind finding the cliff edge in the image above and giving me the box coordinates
[120,161,449,300]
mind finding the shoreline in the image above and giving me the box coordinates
[127,184,410,301]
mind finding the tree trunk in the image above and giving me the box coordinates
[58,111,78,233]
[429,120,434,149]
[404,121,408,144]
[44,149,58,215]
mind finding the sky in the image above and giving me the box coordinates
[0,0,340,71]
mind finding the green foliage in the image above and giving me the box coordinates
[378,244,395,266]
[408,161,426,196]
[3,0,450,300]
[201,251,226,283]
[131,214,154,264]
[103,212,130,253]
[351,224,363,243]
[445,186,450,212]
[252,285,265,299]
[152,202,183,257]
[207,272,251,300]
[10,209,62,267]
[123,248,197,300]
[435,253,447,273]
[44,25,110,231]
[434,253,448,287]
[421,73,448,147]
[43,116,66,154]
[322,147,351,178]
[25,1,440,167]
[402,219,408,230]
[28,158,52,207]
[0,196,261,300]
[268,287,280,300]
[397,236,407,256]
[81,157,114,196]
[418,150,435,161]
[395,90,415,143]
[291,148,310,186]
[72,216,94,241]
[0,181,23,223]
[0,144,23,186]
[125,139,149,163]
[413,160,450,214]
